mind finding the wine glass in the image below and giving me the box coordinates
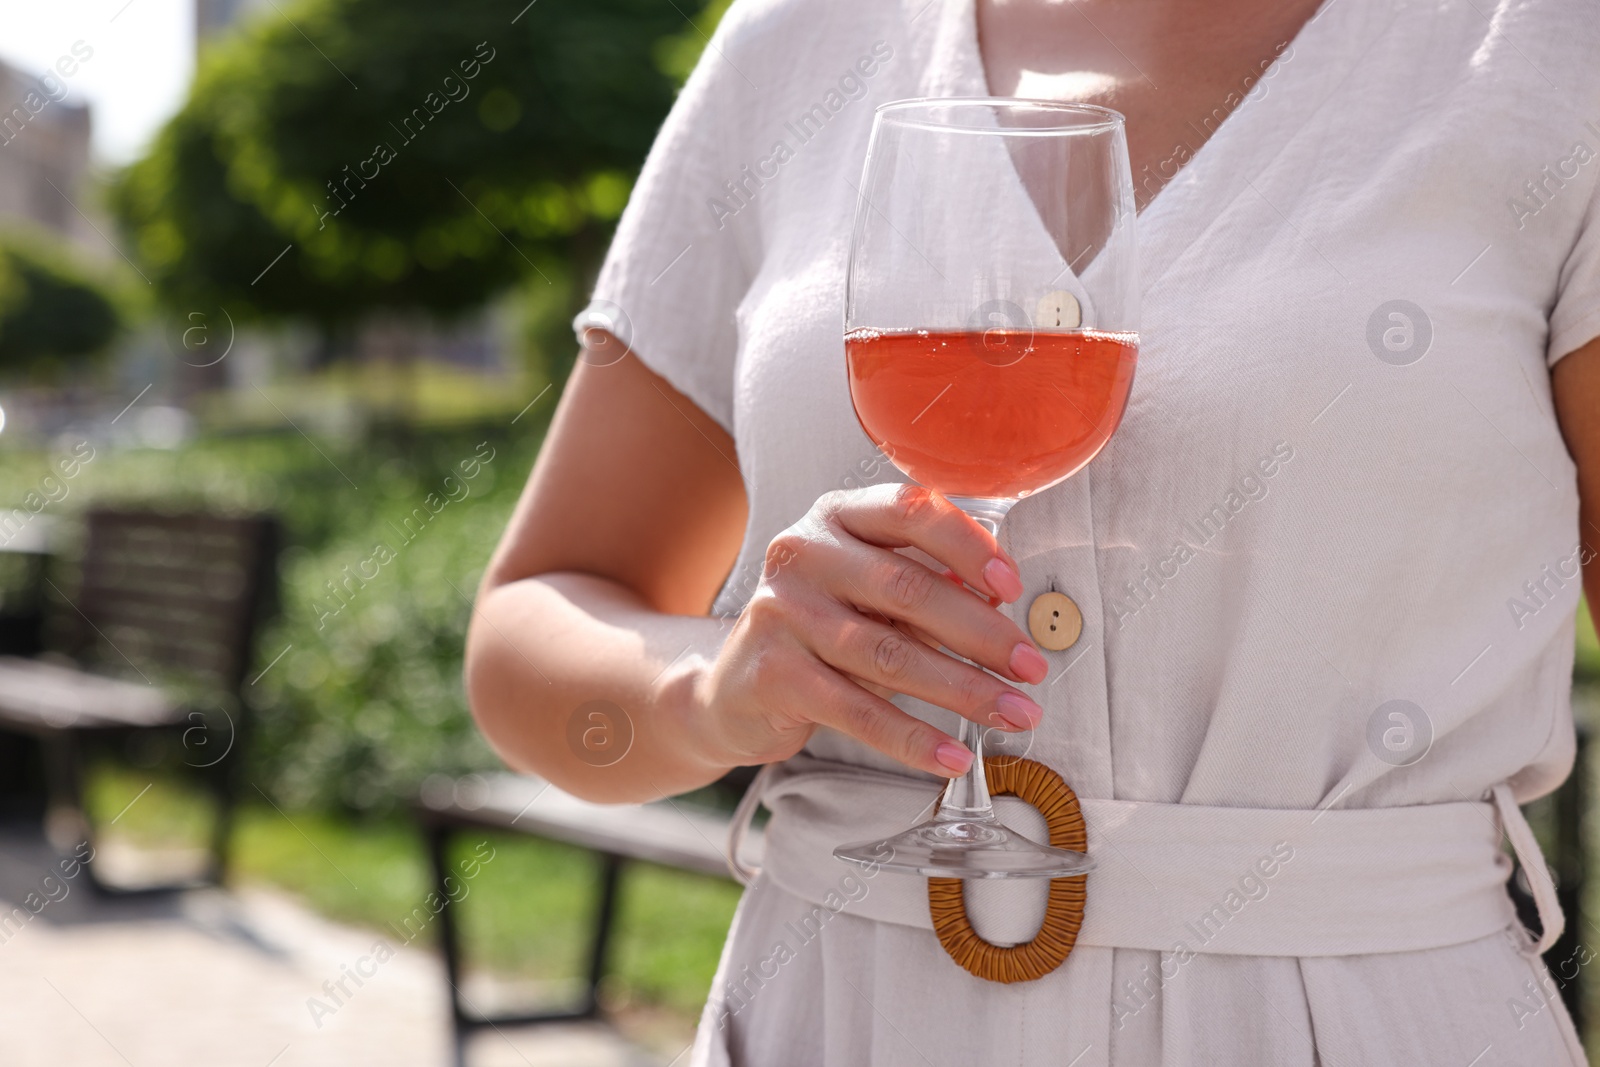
[834,98,1138,879]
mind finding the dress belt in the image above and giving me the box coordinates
[726,755,1562,960]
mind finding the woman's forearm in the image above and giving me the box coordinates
[466,356,1045,804]
[1553,339,1600,644]
[465,571,736,803]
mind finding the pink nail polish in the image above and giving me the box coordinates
[981,557,1024,602]
[995,693,1043,731]
[935,741,974,774]
[1010,642,1049,683]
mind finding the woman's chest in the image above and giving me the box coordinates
[729,164,1570,546]
[974,0,1328,211]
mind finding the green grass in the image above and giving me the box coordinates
[234,805,432,930]
[85,767,738,1021]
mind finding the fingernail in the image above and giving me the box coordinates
[1010,642,1049,683]
[935,741,974,774]
[982,557,1024,602]
[995,693,1043,731]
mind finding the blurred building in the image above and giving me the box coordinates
[196,0,272,52]
[0,58,92,244]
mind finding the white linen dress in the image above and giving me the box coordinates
[574,0,1600,1062]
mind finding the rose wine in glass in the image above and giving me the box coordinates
[835,99,1139,879]
[845,328,1137,498]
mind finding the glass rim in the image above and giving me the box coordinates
[873,96,1125,135]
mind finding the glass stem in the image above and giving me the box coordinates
[934,496,1017,826]
[936,707,996,823]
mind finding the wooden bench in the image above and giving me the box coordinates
[413,770,762,1063]
[0,508,278,893]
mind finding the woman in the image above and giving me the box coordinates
[466,0,1600,1061]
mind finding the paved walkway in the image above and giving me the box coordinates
[0,830,685,1067]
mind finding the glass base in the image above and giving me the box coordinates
[834,813,1095,879]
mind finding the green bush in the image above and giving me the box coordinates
[1,418,545,811]
[110,0,721,328]
[0,230,122,376]
[250,425,530,810]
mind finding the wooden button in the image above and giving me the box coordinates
[1035,290,1081,329]
[1028,592,1082,651]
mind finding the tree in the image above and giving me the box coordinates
[0,231,121,376]
[111,0,719,327]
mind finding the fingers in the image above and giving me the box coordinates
[718,484,1051,779]
[799,659,976,777]
[820,609,1043,730]
[801,539,1045,684]
[818,484,1024,603]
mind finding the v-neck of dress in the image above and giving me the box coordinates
[920,0,1371,292]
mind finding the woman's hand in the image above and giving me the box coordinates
[684,483,1050,778]
[471,353,1046,803]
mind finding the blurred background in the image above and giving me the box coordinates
[0,2,1596,1066]
[0,1,741,1064]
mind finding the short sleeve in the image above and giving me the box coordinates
[572,10,758,433]
[1548,181,1600,366]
